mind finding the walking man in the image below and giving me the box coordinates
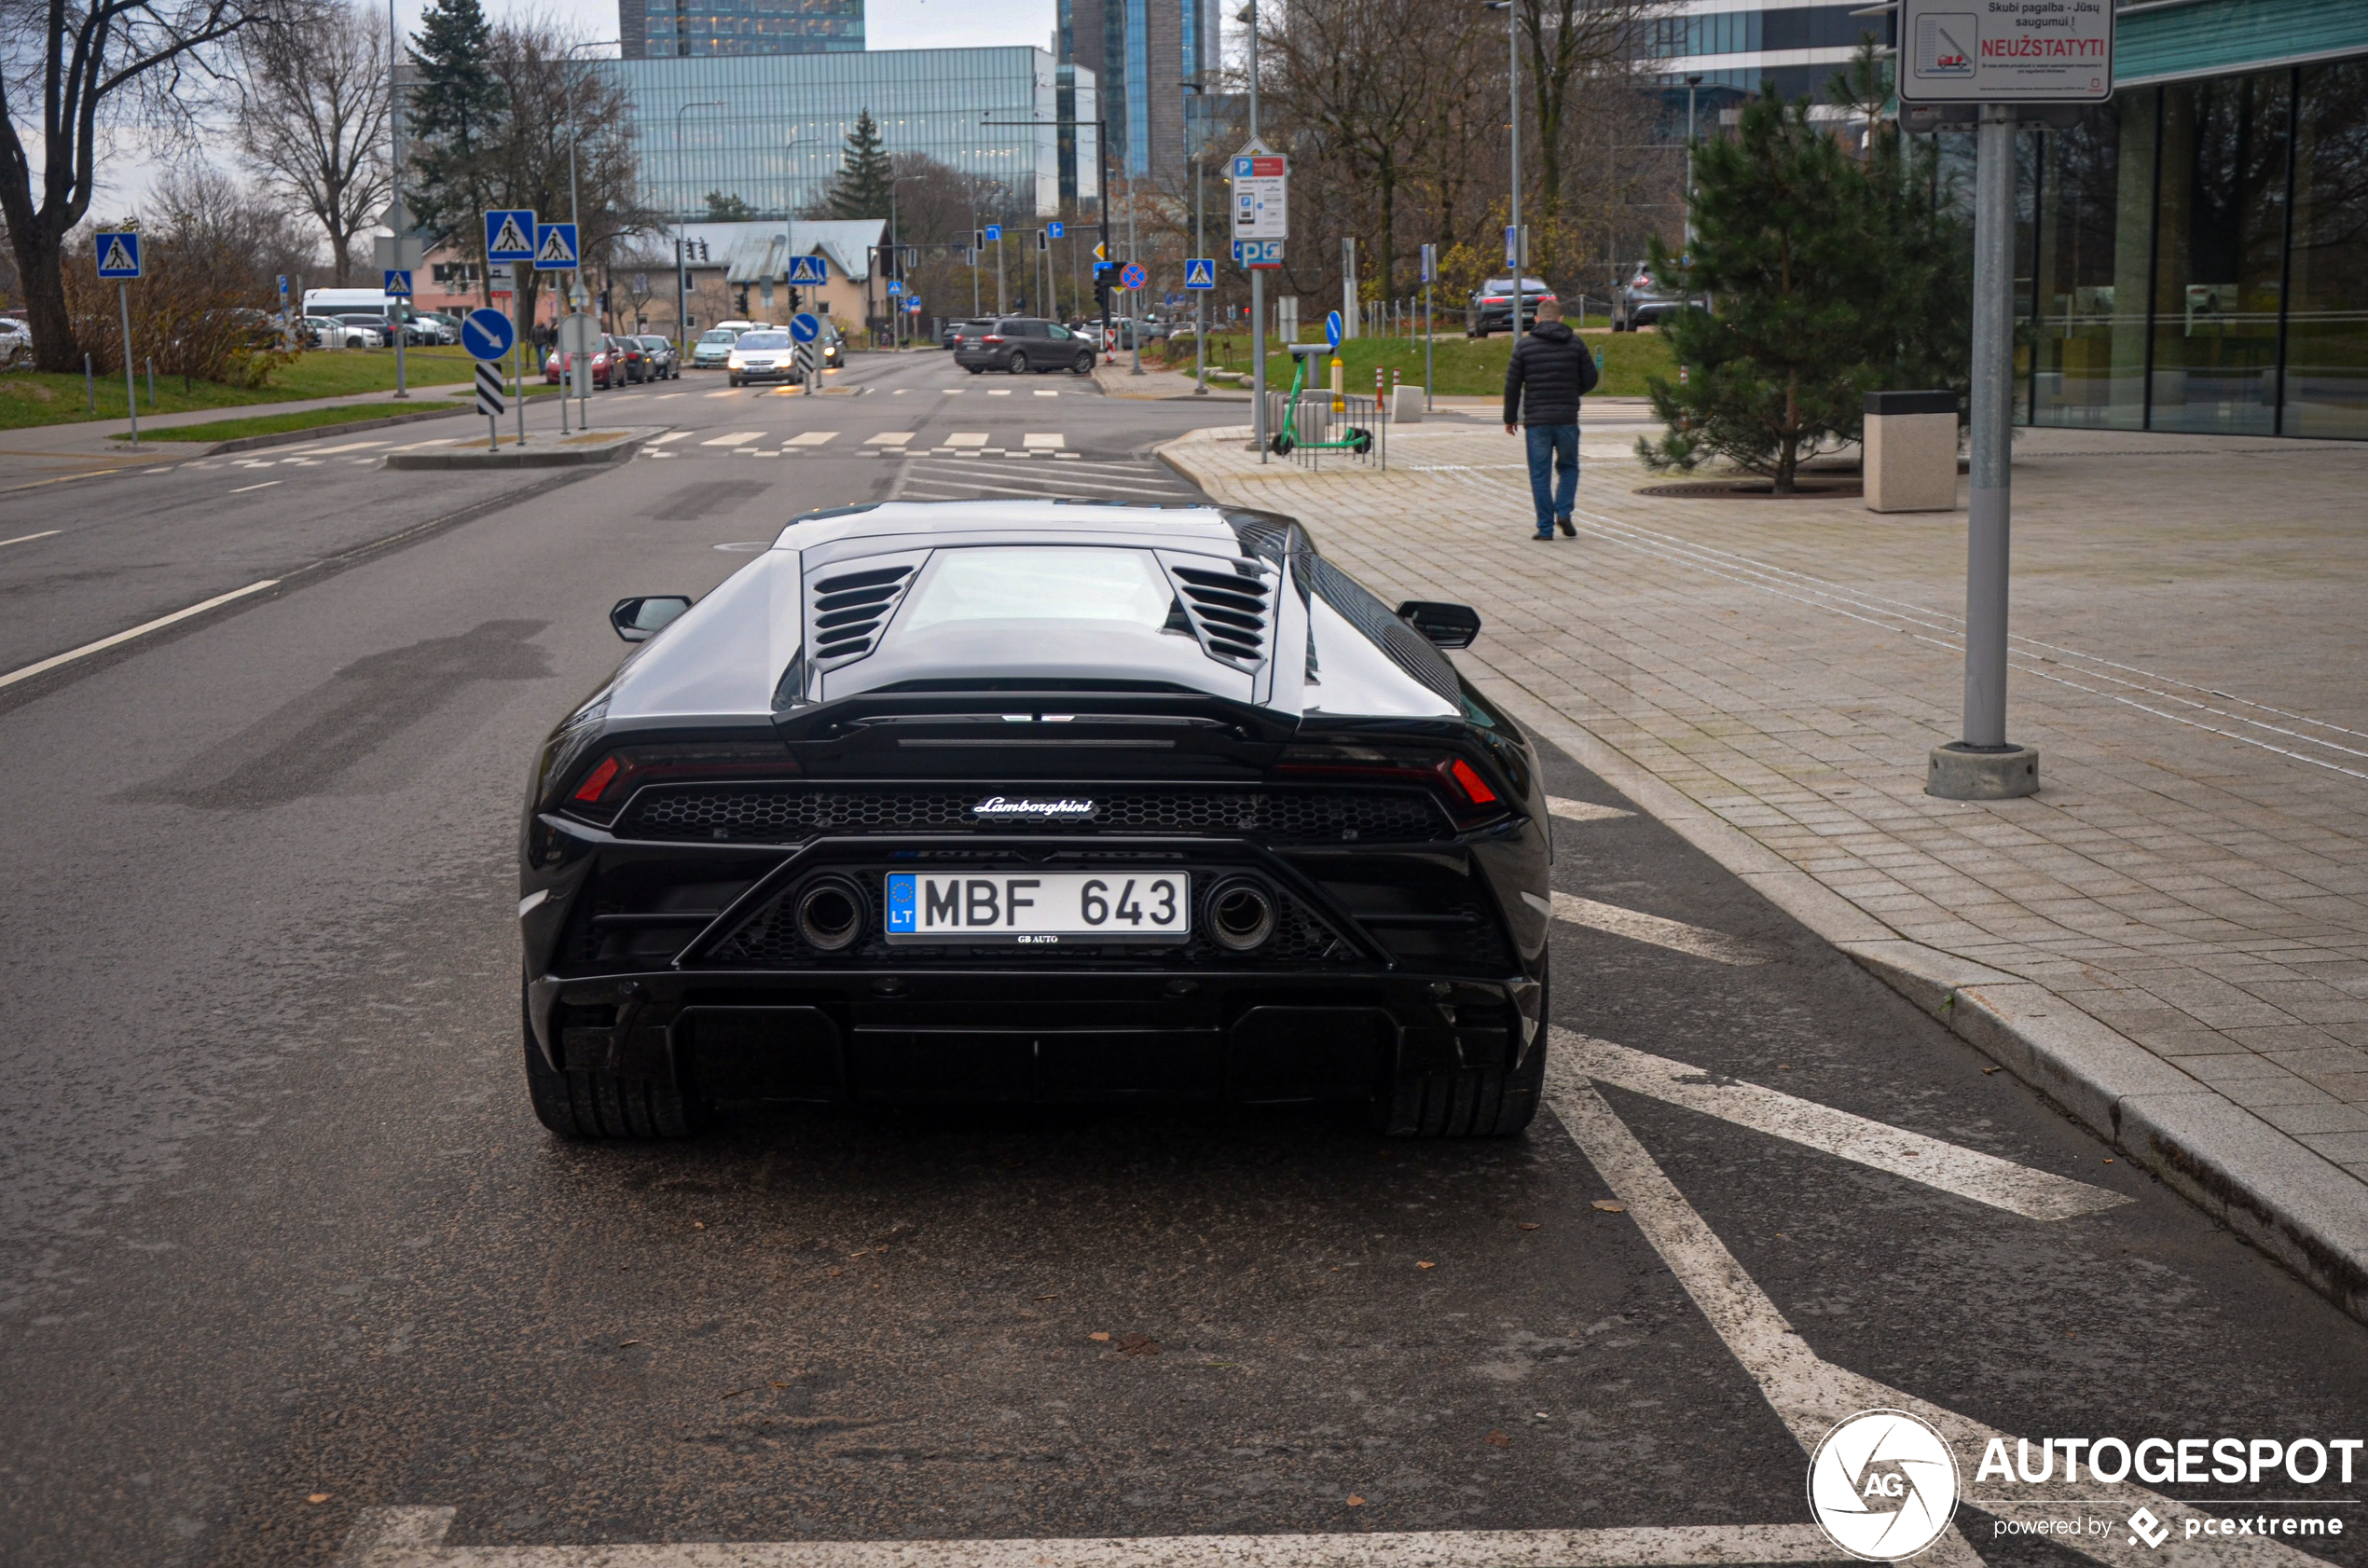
[1503,296,1599,539]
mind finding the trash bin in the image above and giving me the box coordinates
[1863,391,1959,513]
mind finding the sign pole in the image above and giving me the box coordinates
[1962,102,2015,754]
[393,296,407,398]
[118,282,138,447]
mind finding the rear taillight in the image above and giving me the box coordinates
[560,743,802,824]
[982,334,1005,344]
[1276,744,1510,824]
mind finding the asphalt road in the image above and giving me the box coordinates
[1,350,2361,1568]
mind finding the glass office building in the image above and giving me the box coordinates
[1057,0,1220,183]
[620,0,862,60]
[1643,0,2368,440]
[612,48,1095,220]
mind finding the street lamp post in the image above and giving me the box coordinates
[674,99,724,367]
[1243,0,1266,461]
[1485,0,1523,338]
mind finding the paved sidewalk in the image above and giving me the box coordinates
[1162,417,2368,1317]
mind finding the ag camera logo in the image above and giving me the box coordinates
[1809,1410,1962,1561]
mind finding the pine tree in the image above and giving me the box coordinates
[406,0,506,252]
[1636,91,1967,492]
[824,110,895,220]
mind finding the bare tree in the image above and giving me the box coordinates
[236,0,390,284]
[1521,0,1662,223]
[0,0,278,366]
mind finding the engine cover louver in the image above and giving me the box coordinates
[1163,555,1273,671]
[808,559,919,671]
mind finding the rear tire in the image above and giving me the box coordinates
[1370,974,1548,1138]
[523,1015,705,1140]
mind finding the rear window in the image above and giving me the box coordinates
[699,330,737,344]
[901,548,1174,635]
[737,333,790,350]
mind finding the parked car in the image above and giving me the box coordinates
[941,318,988,350]
[0,317,33,366]
[607,335,650,383]
[302,314,381,349]
[634,336,681,379]
[690,327,740,370]
[1465,278,1556,337]
[544,338,626,390]
[953,317,1097,375]
[1614,267,1685,331]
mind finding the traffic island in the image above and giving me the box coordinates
[384,426,664,469]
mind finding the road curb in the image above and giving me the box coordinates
[1155,427,2368,1326]
[384,427,659,469]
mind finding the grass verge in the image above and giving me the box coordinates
[0,345,503,431]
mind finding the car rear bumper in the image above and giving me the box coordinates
[526,966,1543,1106]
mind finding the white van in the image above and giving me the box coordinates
[302,288,398,315]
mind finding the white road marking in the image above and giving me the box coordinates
[648,432,692,445]
[229,480,282,493]
[0,530,61,548]
[1024,433,1065,448]
[1034,388,1060,396]
[655,392,685,400]
[946,432,990,447]
[1550,891,1772,966]
[864,432,915,446]
[988,388,1012,395]
[334,1506,1851,1567]
[1547,794,1633,822]
[387,438,461,451]
[892,387,910,393]
[302,441,392,454]
[1563,1030,2130,1221]
[702,432,767,447]
[1054,451,1083,459]
[1540,1055,2322,1568]
[0,579,280,692]
[705,389,740,398]
[786,431,837,446]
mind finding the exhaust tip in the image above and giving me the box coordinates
[795,877,866,951]
[1208,878,1276,952]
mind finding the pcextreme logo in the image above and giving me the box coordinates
[1808,1410,1962,1561]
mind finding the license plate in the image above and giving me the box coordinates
[885,872,1190,943]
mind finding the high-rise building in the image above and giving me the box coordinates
[1057,0,1220,186]
[1639,1,1893,108]
[610,48,1095,220]
[621,0,863,60]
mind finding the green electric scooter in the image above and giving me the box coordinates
[1269,341,1374,458]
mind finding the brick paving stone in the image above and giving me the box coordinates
[1165,415,2368,1216]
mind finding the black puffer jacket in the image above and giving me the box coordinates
[1503,321,1598,426]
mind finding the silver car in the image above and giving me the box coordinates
[0,317,29,367]
[690,327,738,370]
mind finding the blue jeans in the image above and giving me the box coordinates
[1524,424,1579,533]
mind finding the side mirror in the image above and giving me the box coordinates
[1395,599,1481,650]
[611,595,694,643]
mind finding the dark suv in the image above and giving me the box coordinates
[952,317,1097,375]
[1465,278,1556,337]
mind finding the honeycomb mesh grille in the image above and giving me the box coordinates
[616,785,1450,844]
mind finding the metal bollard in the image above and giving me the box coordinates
[84,354,94,413]
[146,357,155,407]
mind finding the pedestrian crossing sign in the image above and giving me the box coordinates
[96,231,142,279]
[787,254,828,284]
[484,209,536,262]
[533,222,578,270]
[1184,257,1215,289]
[383,268,414,296]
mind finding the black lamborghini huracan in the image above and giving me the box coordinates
[519,502,1552,1139]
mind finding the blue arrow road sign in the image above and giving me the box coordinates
[1048,221,1065,240]
[485,209,536,262]
[383,268,414,297]
[984,224,1002,242]
[277,274,289,297]
[95,231,141,279]
[789,312,820,342]
[533,222,578,270]
[461,308,516,361]
[1184,257,1215,289]
[1120,262,1146,291]
[787,254,827,285]
[1325,309,1342,349]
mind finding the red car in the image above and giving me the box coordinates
[545,339,623,390]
